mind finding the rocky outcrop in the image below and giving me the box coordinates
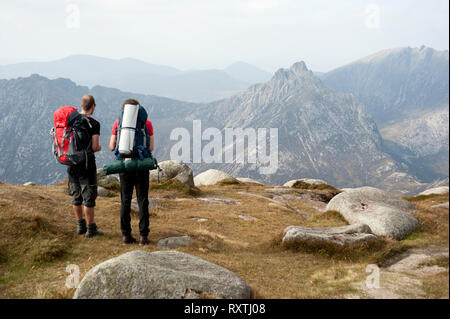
[431,202,449,209]
[282,224,376,246]
[150,160,194,187]
[157,236,195,249]
[74,250,251,299]
[131,198,160,211]
[97,186,109,197]
[418,186,449,196]
[384,247,449,277]
[23,182,35,186]
[326,187,419,240]
[194,169,236,186]
[283,179,327,187]
[98,174,119,187]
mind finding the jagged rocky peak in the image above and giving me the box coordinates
[273,61,312,81]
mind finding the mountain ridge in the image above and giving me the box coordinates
[0,55,272,103]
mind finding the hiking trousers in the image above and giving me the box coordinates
[119,170,150,237]
[67,158,97,207]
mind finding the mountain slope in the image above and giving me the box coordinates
[380,107,449,180]
[193,62,418,190]
[322,46,449,125]
[322,46,449,183]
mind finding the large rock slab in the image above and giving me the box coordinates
[74,250,251,299]
[418,186,449,196]
[194,169,236,186]
[326,187,419,240]
[150,160,194,187]
[283,224,376,246]
[383,247,449,277]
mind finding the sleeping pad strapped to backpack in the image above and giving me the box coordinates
[103,104,158,175]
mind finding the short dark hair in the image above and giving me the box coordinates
[81,95,96,111]
[122,98,140,109]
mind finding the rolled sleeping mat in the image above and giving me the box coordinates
[124,158,158,171]
[137,157,158,170]
[103,158,158,175]
[118,104,139,156]
[103,160,125,175]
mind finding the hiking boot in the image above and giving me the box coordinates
[123,235,137,244]
[85,223,104,238]
[139,236,150,246]
[77,219,87,235]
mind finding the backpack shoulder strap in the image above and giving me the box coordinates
[81,114,93,129]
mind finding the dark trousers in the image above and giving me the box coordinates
[119,171,150,237]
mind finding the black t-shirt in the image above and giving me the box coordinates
[85,116,100,162]
[86,116,100,137]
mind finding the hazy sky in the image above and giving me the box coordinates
[1,0,448,72]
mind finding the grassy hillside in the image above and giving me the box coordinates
[0,181,448,298]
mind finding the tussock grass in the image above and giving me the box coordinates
[31,239,70,264]
[218,178,241,185]
[101,182,121,192]
[422,271,450,299]
[309,210,348,226]
[150,178,202,197]
[292,181,339,191]
[403,193,448,202]
[280,237,385,262]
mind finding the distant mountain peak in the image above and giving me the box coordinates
[291,61,309,73]
[273,61,311,82]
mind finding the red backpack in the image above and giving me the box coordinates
[51,106,92,167]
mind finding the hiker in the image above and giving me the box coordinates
[108,98,154,245]
[67,95,104,237]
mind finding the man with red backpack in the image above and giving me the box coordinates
[108,98,154,245]
[52,95,104,237]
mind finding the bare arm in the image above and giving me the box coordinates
[91,134,102,152]
[109,135,117,152]
[149,135,154,153]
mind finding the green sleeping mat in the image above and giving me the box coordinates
[103,157,158,175]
